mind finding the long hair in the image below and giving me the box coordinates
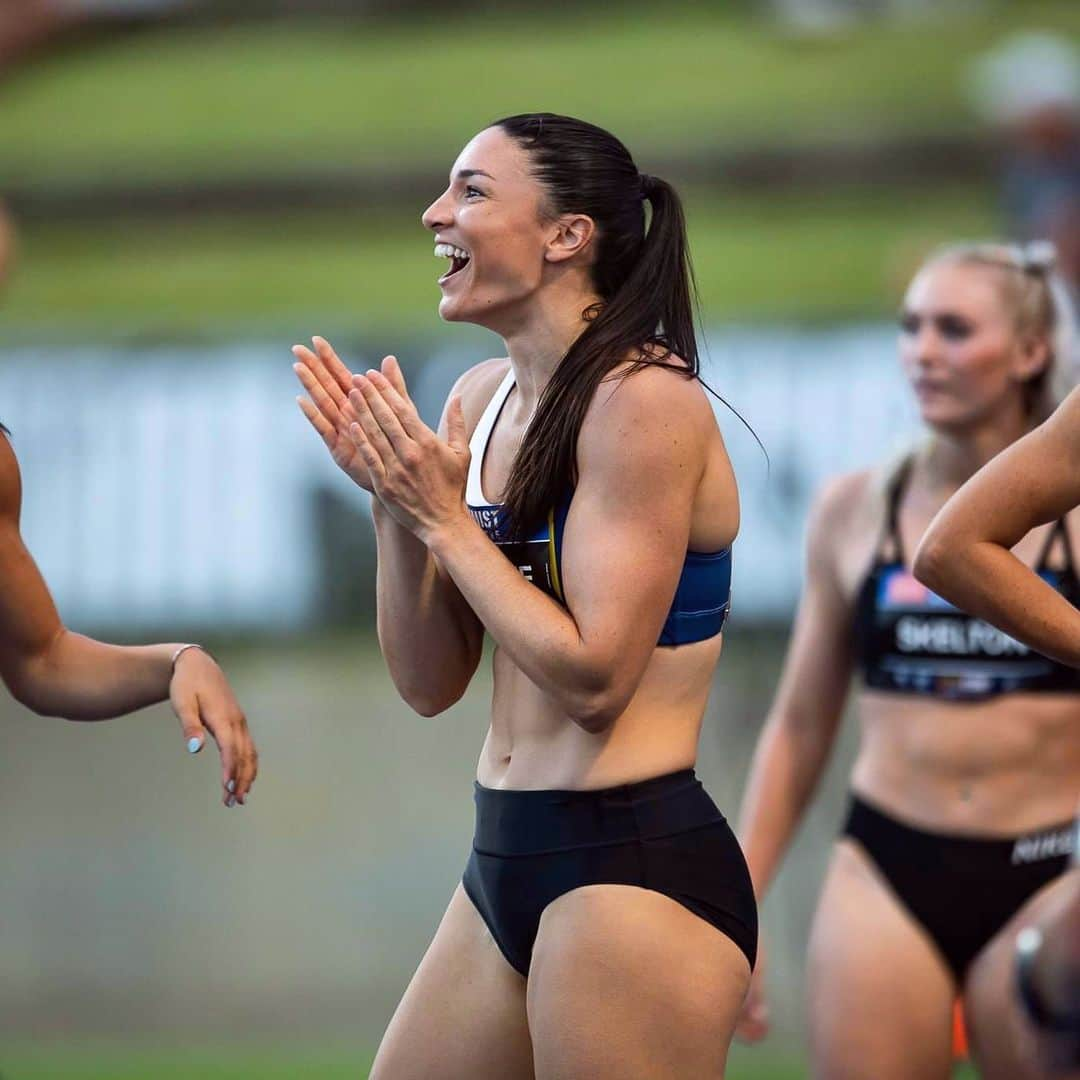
[493,113,700,536]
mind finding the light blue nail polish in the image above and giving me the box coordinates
[227,796,237,808]
[227,779,236,793]
[187,737,201,754]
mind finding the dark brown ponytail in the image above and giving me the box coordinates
[493,114,700,537]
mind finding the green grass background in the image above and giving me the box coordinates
[0,1044,981,1078]
[3,2,1076,339]
[3,185,996,341]
[3,2,1078,188]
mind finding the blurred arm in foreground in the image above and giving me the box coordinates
[1015,844,1080,1073]
[915,385,1080,668]
[0,433,257,806]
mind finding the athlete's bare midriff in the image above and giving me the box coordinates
[852,689,1080,835]
[478,631,723,789]
[462,357,736,792]
[834,466,1080,837]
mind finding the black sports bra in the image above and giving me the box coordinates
[854,459,1080,701]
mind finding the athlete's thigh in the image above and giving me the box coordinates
[370,884,534,1080]
[807,840,955,1080]
[965,867,1080,1080]
[526,884,751,1080]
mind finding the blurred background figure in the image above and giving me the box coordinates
[972,32,1080,291]
[0,199,14,293]
[0,2,1078,1078]
[1015,867,1080,1076]
[0,0,81,74]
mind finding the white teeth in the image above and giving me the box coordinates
[434,243,470,261]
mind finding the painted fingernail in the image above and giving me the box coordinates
[227,779,236,793]
[187,737,201,754]
[227,795,237,808]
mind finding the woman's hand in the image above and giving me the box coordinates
[735,936,770,1043]
[294,337,413,494]
[347,367,471,543]
[170,647,258,807]
[293,336,371,490]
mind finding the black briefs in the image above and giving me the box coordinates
[461,768,757,977]
[843,794,1073,983]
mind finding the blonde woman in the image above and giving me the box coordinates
[737,243,1079,1079]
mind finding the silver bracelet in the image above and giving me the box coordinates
[170,643,207,674]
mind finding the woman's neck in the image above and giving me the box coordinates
[500,283,602,412]
[921,402,1033,490]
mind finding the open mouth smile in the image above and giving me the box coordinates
[435,242,472,285]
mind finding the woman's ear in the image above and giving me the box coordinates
[1013,334,1052,385]
[544,214,595,265]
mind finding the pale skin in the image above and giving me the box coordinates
[735,260,1080,1079]
[0,433,258,806]
[294,125,750,1078]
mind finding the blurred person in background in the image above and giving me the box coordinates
[0,0,84,73]
[295,113,756,1079]
[914,384,1080,1075]
[736,242,1078,1079]
[1014,868,1080,1076]
[0,200,13,291]
[0,0,193,74]
[0,428,259,807]
[973,33,1080,292]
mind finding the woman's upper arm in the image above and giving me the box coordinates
[0,438,63,676]
[557,370,709,698]
[765,474,862,733]
[921,387,1080,559]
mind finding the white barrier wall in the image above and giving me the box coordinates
[1,324,922,631]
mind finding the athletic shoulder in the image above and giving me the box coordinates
[805,468,879,585]
[0,432,20,521]
[582,357,713,461]
[811,469,875,532]
[445,358,511,439]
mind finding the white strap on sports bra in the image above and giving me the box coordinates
[466,368,516,507]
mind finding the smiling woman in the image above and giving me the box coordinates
[294,112,755,1079]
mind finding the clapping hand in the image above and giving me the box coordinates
[293,336,413,493]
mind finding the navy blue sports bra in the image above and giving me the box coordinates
[854,458,1080,701]
[466,370,732,647]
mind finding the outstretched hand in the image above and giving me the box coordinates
[347,366,471,543]
[293,337,412,494]
[170,647,258,808]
